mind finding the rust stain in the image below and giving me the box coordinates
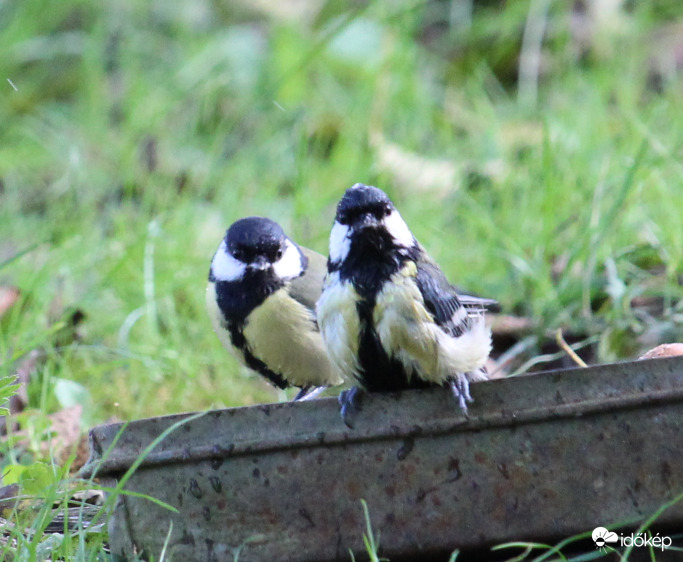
[346,481,361,497]
[399,463,417,477]
[539,488,558,501]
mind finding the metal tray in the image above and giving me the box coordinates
[81,357,683,561]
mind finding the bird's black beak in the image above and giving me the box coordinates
[248,255,270,271]
[352,212,381,231]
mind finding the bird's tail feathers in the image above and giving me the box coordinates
[436,314,492,376]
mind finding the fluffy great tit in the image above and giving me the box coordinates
[206,217,343,399]
[316,184,494,425]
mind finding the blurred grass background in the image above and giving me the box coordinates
[2,0,683,428]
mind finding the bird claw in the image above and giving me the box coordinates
[293,386,326,401]
[449,376,472,416]
[338,386,363,428]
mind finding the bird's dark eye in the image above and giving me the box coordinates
[232,249,245,261]
[275,248,284,260]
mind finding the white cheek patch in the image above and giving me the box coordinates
[211,240,247,282]
[328,221,351,264]
[383,210,415,248]
[273,239,304,280]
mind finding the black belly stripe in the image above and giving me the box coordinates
[354,297,431,392]
[334,235,430,391]
[213,274,291,390]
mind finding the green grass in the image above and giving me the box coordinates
[2,0,683,559]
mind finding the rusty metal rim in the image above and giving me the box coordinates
[82,384,683,477]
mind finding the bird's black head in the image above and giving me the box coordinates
[335,183,395,229]
[209,217,306,284]
[226,217,287,268]
[329,184,416,267]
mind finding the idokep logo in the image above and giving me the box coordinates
[592,527,618,548]
[592,527,672,551]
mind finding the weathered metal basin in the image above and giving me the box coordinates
[81,357,683,561]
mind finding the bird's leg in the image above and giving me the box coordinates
[448,374,472,415]
[338,386,363,429]
[293,386,326,401]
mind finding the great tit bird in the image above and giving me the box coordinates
[316,184,493,425]
[206,217,343,399]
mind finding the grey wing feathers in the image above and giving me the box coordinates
[288,246,328,312]
[415,251,497,336]
[415,257,469,338]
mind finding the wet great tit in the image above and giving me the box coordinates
[206,217,343,399]
[316,184,494,425]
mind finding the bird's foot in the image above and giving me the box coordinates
[449,375,472,416]
[338,386,363,429]
[293,386,326,401]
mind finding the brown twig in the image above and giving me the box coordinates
[555,329,588,368]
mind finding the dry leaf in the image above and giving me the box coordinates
[371,133,459,196]
[0,286,20,319]
[232,0,323,26]
[638,343,683,360]
[40,405,89,471]
[370,133,503,197]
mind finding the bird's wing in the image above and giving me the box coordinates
[288,246,327,312]
[414,254,470,338]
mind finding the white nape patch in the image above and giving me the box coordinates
[272,239,304,280]
[211,240,247,282]
[384,210,415,248]
[328,221,351,264]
